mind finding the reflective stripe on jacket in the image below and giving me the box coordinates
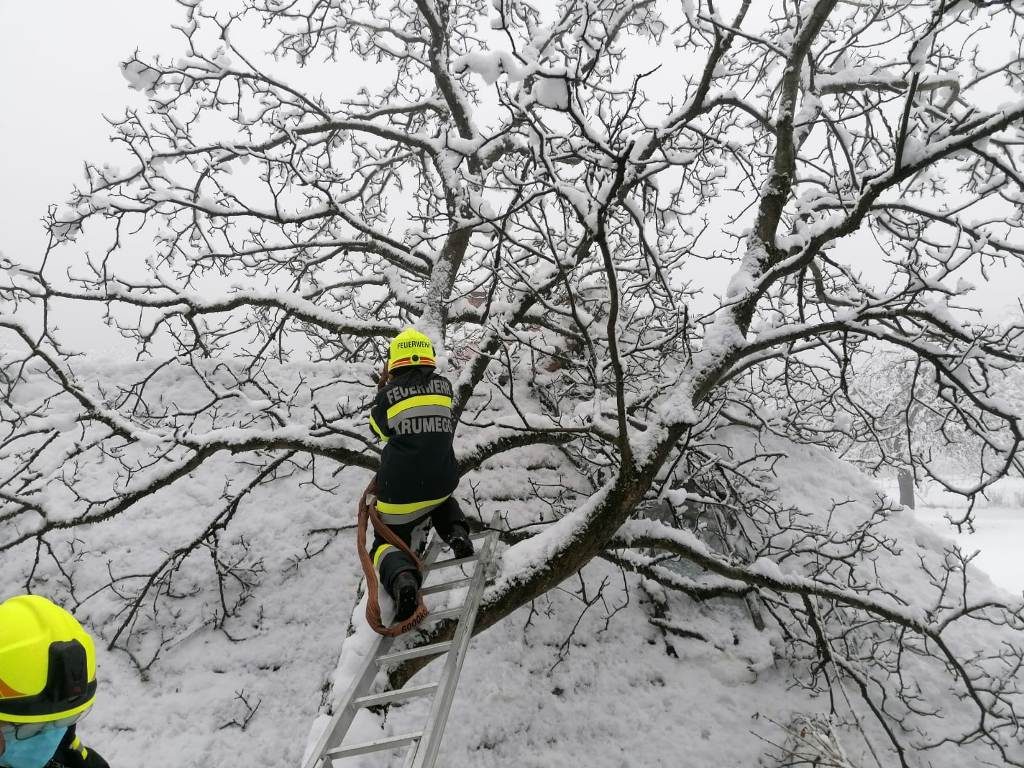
[369,368,459,522]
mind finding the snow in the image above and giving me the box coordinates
[2,363,1023,767]
[347,593,805,768]
[453,50,526,85]
[534,76,570,110]
[912,476,1024,594]
[681,0,697,24]
[725,265,755,298]
[909,32,934,70]
[121,60,160,93]
[2,449,358,767]
[311,427,1024,767]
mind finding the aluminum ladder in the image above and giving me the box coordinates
[302,512,499,768]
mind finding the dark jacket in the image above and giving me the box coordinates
[46,726,109,768]
[369,367,459,512]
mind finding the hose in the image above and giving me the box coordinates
[357,478,429,636]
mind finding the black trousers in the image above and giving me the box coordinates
[372,496,468,597]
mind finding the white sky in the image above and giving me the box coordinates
[2,2,1021,318]
[0,1,181,261]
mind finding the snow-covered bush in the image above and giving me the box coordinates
[759,714,859,768]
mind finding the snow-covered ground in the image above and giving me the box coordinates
[304,438,1024,768]
[1,5,1021,766]
[2,361,1022,767]
[910,477,1024,594]
[4,437,820,768]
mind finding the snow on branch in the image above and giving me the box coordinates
[7,2,1024,762]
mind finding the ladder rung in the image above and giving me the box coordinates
[377,640,453,665]
[424,606,463,624]
[326,731,422,759]
[303,514,501,768]
[353,682,439,709]
[420,576,472,596]
[425,554,477,572]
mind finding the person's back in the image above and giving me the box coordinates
[370,365,459,522]
[365,328,474,622]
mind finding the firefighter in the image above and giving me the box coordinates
[368,327,474,621]
[0,595,109,768]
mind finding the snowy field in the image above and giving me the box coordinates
[0,358,1017,768]
[4,397,1019,768]
[911,477,1024,595]
[307,443,1024,768]
[0,363,1021,767]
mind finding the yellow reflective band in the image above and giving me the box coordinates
[71,737,82,750]
[389,355,436,371]
[369,413,388,443]
[375,494,450,516]
[0,696,95,724]
[373,544,395,569]
[386,395,452,421]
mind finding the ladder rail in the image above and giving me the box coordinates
[301,534,445,768]
[302,510,500,768]
[411,516,499,768]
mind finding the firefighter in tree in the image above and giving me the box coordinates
[368,327,475,621]
[0,595,109,768]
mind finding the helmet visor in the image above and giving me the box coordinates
[0,709,87,741]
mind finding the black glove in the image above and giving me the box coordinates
[48,729,110,768]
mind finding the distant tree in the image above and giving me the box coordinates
[830,347,1004,498]
[3,1,1024,764]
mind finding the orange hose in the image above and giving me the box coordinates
[357,479,429,636]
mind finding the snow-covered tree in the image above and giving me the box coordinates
[3,1,1024,764]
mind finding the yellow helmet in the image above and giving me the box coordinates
[388,327,436,372]
[0,595,97,724]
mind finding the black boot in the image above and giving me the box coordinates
[392,570,420,622]
[446,524,474,559]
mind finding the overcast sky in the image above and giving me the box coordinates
[0,1,181,261]
[5,1,1023,320]
[2,2,1021,317]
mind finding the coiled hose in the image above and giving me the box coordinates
[357,479,429,636]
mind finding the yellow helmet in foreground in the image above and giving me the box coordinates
[388,327,436,372]
[0,595,97,724]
